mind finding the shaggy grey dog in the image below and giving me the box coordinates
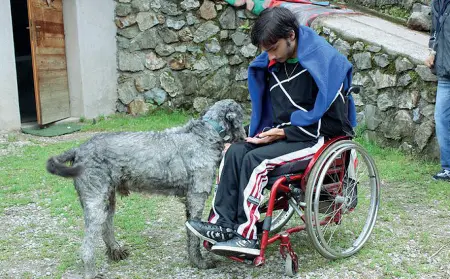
[46,99,246,279]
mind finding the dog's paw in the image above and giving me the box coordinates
[106,245,130,261]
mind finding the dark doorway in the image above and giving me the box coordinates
[10,0,37,123]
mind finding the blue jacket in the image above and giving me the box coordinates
[247,25,357,137]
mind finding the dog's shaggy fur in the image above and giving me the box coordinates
[46,99,246,279]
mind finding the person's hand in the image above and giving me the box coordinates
[425,54,435,68]
[223,143,231,154]
[245,128,285,144]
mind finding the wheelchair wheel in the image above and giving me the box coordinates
[284,253,298,277]
[258,193,295,232]
[305,140,380,259]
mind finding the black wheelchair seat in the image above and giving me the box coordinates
[267,158,311,186]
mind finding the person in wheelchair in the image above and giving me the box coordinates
[186,6,357,259]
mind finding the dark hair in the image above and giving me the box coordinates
[251,6,300,49]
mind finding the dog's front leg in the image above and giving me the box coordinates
[185,190,215,269]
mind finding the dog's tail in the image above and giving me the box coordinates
[46,149,83,178]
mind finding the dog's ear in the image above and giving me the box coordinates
[225,111,242,131]
[226,112,237,121]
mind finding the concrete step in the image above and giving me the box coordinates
[313,14,430,64]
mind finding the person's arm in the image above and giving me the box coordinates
[429,0,438,49]
[283,126,303,141]
[426,0,438,68]
[245,128,285,144]
[282,124,321,141]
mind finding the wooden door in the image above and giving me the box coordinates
[27,0,70,125]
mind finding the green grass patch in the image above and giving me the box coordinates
[81,109,191,133]
[7,134,18,142]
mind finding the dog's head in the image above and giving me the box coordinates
[202,99,246,143]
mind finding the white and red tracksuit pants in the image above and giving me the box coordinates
[209,137,324,240]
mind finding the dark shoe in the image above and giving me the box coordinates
[185,220,235,244]
[211,236,260,259]
[433,169,450,182]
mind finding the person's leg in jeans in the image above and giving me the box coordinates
[433,80,450,181]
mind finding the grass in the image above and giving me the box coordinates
[7,134,17,142]
[1,111,449,278]
[356,137,450,208]
[81,109,191,132]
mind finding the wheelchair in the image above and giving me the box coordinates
[205,102,381,276]
[253,136,380,276]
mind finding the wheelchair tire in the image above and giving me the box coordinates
[258,195,295,233]
[284,253,298,277]
[304,140,380,259]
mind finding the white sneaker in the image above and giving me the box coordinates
[432,169,450,182]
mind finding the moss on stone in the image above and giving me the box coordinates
[238,20,251,32]
[383,62,397,75]
[408,71,420,83]
[424,82,438,93]
[384,6,410,20]
[195,51,204,60]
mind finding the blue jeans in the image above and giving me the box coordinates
[435,80,450,170]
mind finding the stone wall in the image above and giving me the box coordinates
[114,0,439,160]
[114,0,257,115]
[314,25,439,159]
